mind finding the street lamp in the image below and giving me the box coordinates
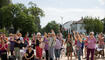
[60,16,63,25]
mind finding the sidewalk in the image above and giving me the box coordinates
[60,55,105,60]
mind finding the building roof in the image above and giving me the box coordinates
[101,18,105,21]
[72,19,84,24]
[63,21,72,26]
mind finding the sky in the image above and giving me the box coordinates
[12,0,105,27]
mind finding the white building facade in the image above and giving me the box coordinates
[71,20,86,33]
[62,21,73,33]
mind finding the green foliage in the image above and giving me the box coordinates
[102,18,105,33]
[62,30,68,38]
[0,0,11,8]
[83,16,104,34]
[28,2,45,31]
[0,29,6,33]
[0,2,44,35]
[0,28,8,35]
[42,21,60,34]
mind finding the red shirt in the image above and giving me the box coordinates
[84,40,88,46]
[0,43,8,51]
[24,37,29,45]
[75,40,77,45]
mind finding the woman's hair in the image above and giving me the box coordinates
[65,33,72,42]
[44,32,47,37]
[37,32,41,36]
[48,33,51,37]
[51,32,56,37]
[100,33,104,37]
[0,36,1,41]
[1,38,5,44]
[28,45,32,48]
[18,33,22,36]
[67,33,72,38]
[89,32,94,35]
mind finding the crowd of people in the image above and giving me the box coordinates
[0,30,105,60]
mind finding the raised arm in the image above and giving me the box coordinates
[73,31,77,41]
[71,37,73,45]
[77,32,82,42]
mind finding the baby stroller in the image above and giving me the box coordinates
[95,44,104,58]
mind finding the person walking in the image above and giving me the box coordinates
[31,33,36,49]
[8,33,15,56]
[87,32,96,60]
[81,33,86,58]
[98,33,104,50]
[66,34,73,60]
[54,35,61,60]
[43,32,49,60]
[73,31,82,60]
[17,33,24,49]
[24,34,29,47]
[35,32,43,60]
[14,34,21,60]
[0,37,8,60]
[48,30,56,60]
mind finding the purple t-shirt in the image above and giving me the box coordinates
[43,38,49,50]
[87,37,96,49]
[55,39,61,49]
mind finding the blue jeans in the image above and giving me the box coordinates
[76,48,82,60]
[54,49,60,58]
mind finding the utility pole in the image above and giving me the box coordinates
[60,16,63,25]
[60,16,63,33]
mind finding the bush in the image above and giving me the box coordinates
[0,28,8,35]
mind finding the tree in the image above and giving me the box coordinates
[0,3,44,35]
[0,0,11,29]
[83,16,104,34]
[102,18,105,33]
[0,0,11,8]
[0,4,14,29]
[0,4,27,30]
[28,2,45,32]
[43,21,60,34]
[20,15,38,35]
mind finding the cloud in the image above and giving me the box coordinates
[40,8,105,27]
[98,0,105,5]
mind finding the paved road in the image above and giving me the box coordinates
[60,56,105,60]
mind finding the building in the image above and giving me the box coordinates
[62,21,73,33]
[71,19,86,33]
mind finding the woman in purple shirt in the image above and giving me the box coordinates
[87,32,96,60]
[43,32,49,60]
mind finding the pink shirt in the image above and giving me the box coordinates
[87,37,96,49]
[98,37,104,45]
[0,44,8,51]
[85,39,88,46]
